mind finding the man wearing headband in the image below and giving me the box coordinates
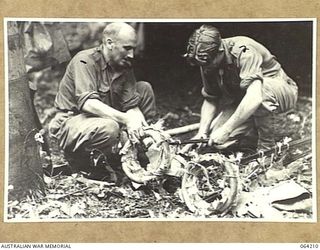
[182,25,298,151]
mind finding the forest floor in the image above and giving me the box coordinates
[6,65,314,221]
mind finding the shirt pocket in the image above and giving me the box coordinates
[97,73,111,104]
[97,72,110,93]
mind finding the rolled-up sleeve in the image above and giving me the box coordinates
[71,56,101,110]
[238,47,264,90]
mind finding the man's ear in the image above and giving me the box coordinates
[105,38,114,50]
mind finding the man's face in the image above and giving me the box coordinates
[186,42,224,68]
[109,31,137,69]
[209,50,225,68]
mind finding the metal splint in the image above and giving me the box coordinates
[120,126,239,215]
[120,124,311,216]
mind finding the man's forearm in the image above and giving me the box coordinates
[224,80,263,132]
[198,99,218,135]
[82,99,128,124]
[126,107,145,118]
[126,106,147,123]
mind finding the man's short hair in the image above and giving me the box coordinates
[102,22,135,44]
[102,23,121,43]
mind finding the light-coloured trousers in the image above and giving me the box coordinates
[211,69,298,150]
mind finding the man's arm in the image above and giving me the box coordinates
[209,79,263,145]
[198,98,219,137]
[83,99,146,143]
[82,99,128,124]
[125,107,148,142]
[180,98,218,153]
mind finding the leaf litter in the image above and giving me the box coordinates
[8,71,314,220]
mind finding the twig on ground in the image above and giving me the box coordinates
[165,123,200,135]
[53,187,91,200]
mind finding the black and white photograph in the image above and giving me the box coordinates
[4,18,316,222]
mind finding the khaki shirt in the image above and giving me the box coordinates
[54,45,140,112]
[201,36,282,101]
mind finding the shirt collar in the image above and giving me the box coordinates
[221,39,234,65]
[94,44,108,71]
[94,44,128,78]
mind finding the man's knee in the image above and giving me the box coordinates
[77,119,120,155]
[136,81,154,97]
[63,116,121,153]
[63,118,120,169]
[136,81,156,118]
[261,76,298,113]
[96,119,120,141]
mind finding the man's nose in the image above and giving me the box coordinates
[127,49,134,59]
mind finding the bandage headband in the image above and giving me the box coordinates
[184,25,222,65]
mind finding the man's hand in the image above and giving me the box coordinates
[82,100,148,144]
[125,108,148,144]
[208,80,263,148]
[209,125,232,146]
[179,132,208,154]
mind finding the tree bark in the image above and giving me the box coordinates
[8,21,45,201]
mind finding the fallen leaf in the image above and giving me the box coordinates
[152,190,162,201]
[43,175,54,185]
[36,203,51,214]
[48,209,61,218]
[60,203,71,217]
[8,200,19,208]
[148,210,156,218]
[272,198,313,213]
[70,204,81,217]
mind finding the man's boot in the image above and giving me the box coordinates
[254,114,276,151]
[87,149,118,183]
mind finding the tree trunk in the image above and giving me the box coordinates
[8,21,45,201]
